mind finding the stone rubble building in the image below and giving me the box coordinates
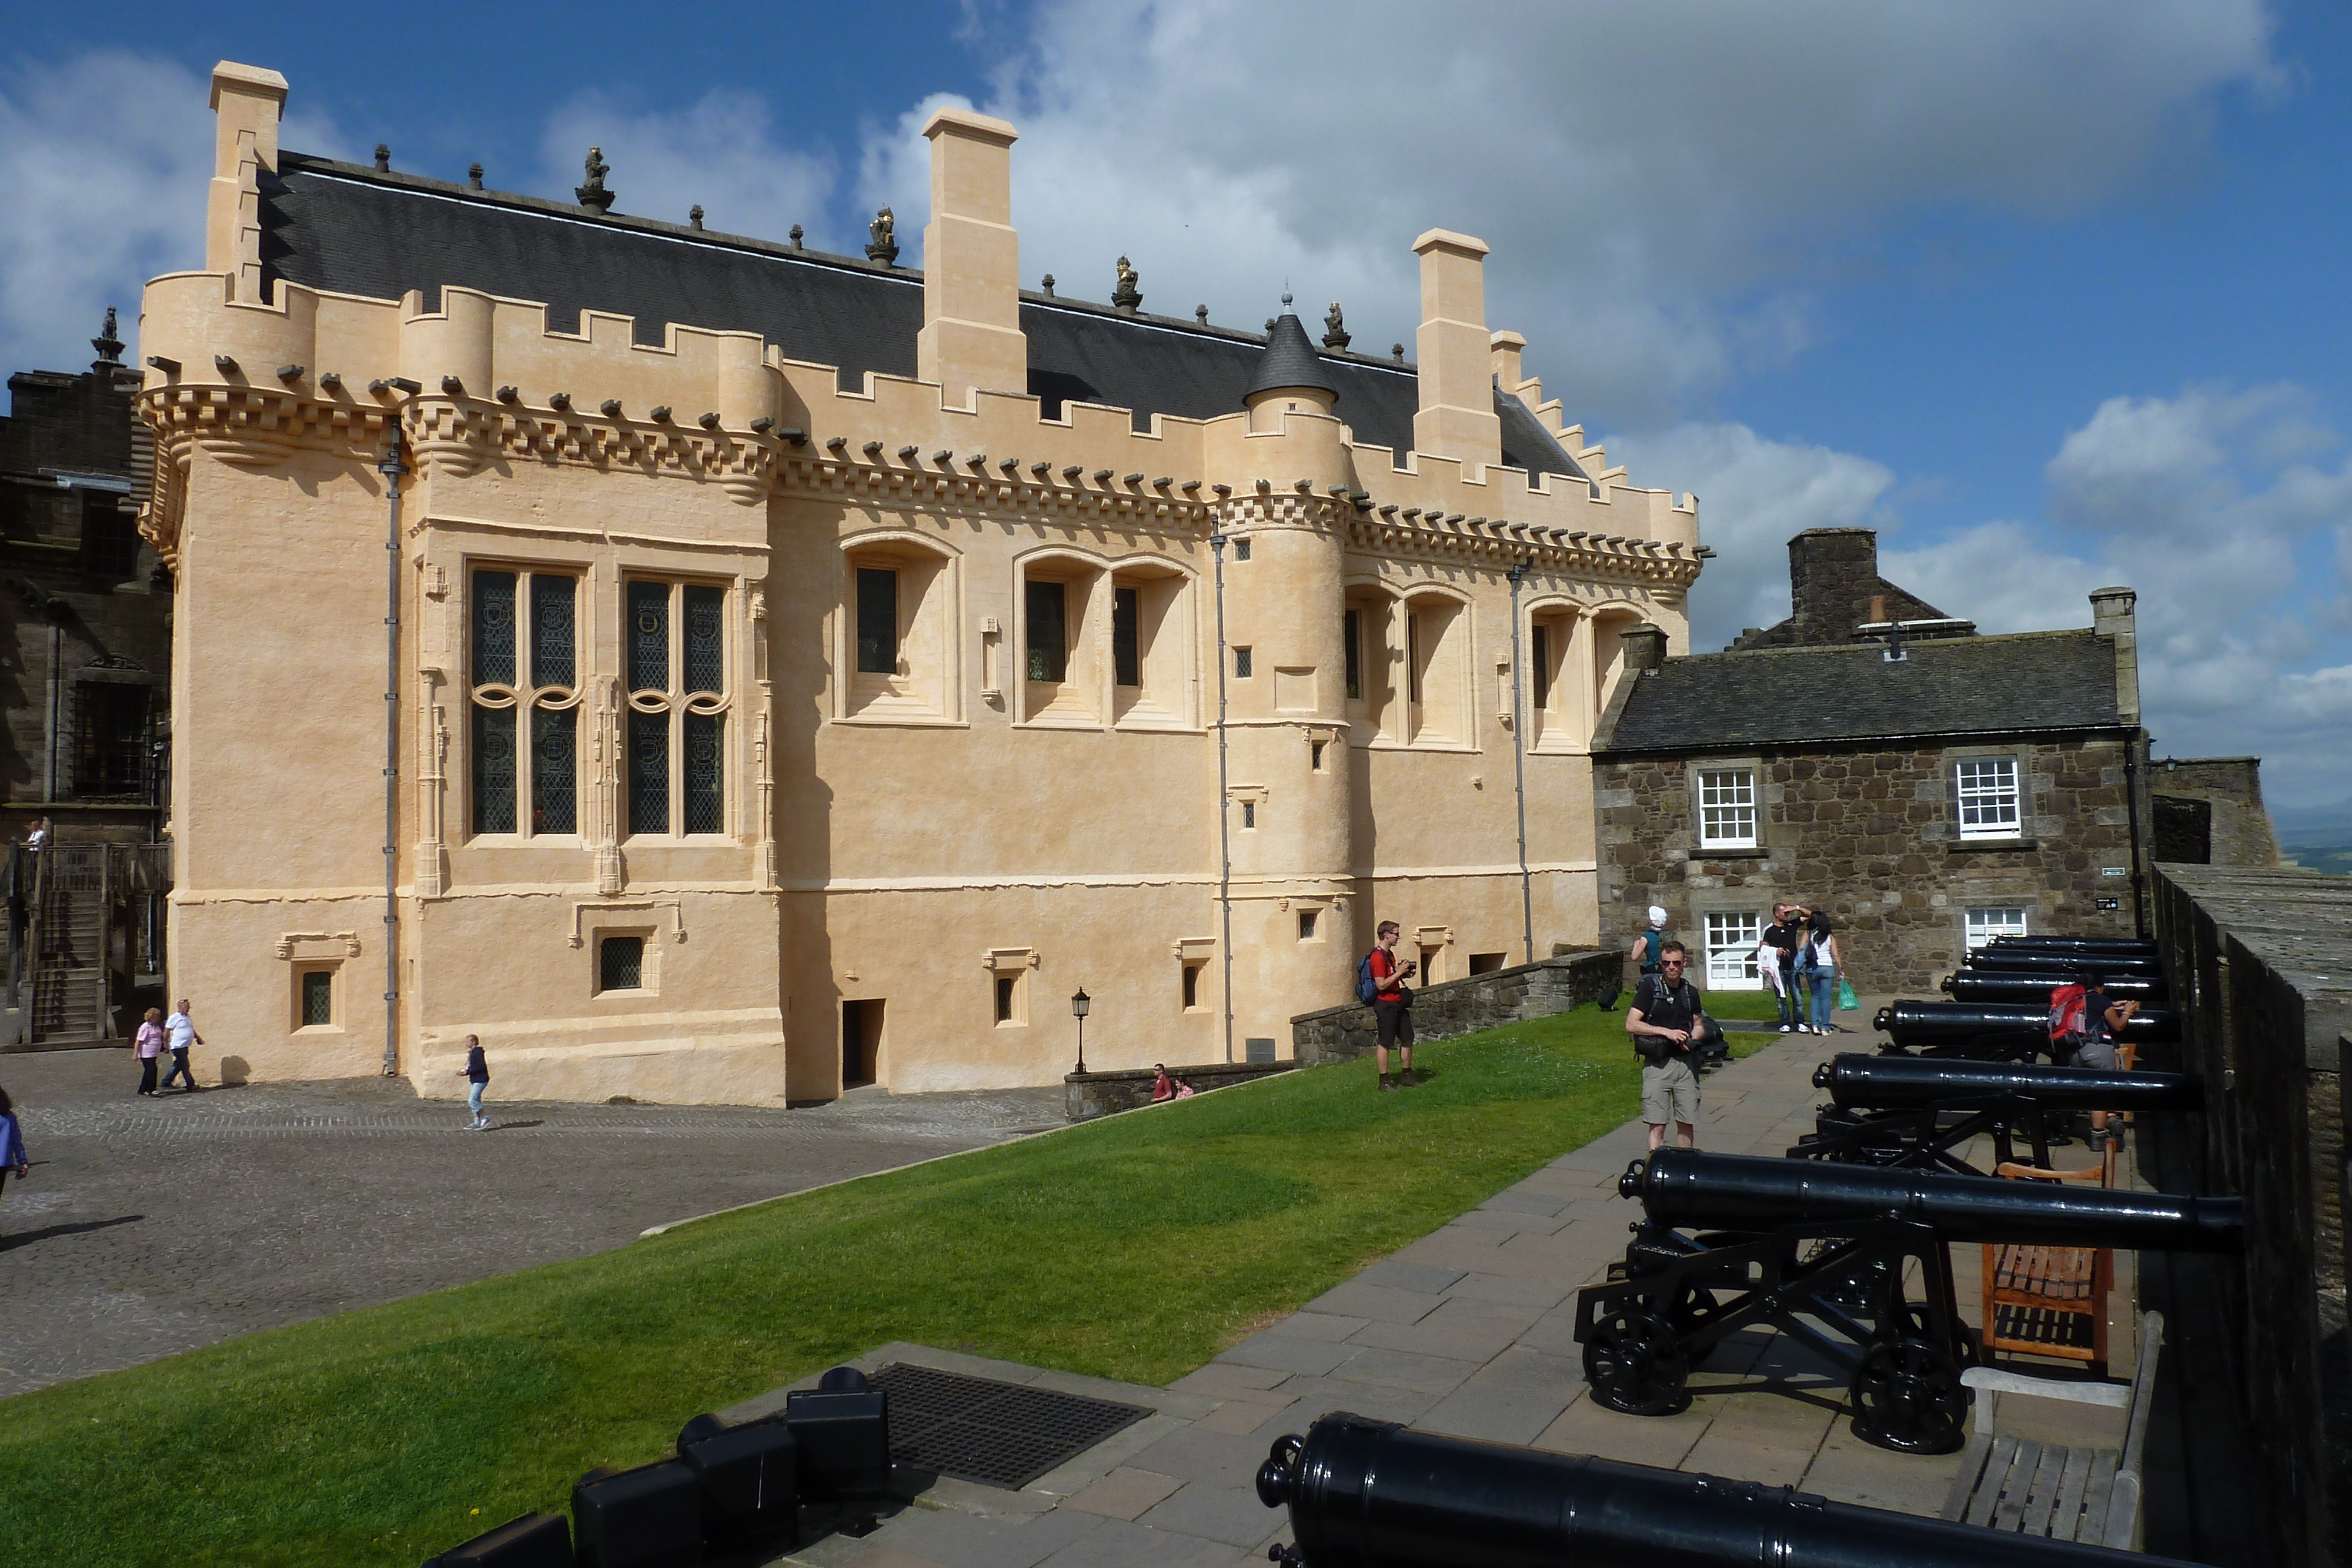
[136,62,1706,1103]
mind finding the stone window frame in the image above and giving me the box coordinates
[1171,937,1215,1013]
[1586,602,1649,742]
[621,572,735,841]
[1688,756,1764,853]
[590,922,663,998]
[1962,905,2032,951]
[290,960,343,1034]
[833,528,966,728]
[981,947,1038,1028]
[1948,745,2029,845]
[1521,594,1588,754]
[465,558,590,844]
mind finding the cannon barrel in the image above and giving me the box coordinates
[1942,971,2168,1005]
[1255,1413,2204,1568]
[1620,1148,2240,1252]
[1983,935,2157,955]
[1878,999,2179,1047]
[1813,1052,2203,1113]
[1962,951,2163,977]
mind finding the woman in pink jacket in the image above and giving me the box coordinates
[134,1007,165,1096]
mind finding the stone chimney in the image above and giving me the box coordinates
[206,62,289,302]
[1411,229,1502,470]
[2091,586,2140,726]
[1489,330,1526,395]
[1621,622,1669,674]
[1787,529,1883,643]
[915,106,1027,408]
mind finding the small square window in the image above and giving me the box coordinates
[1298,910,1318,941]
[1233,538,1252,562]
[1697,768,1757,850]
[599,935,644,992]
[1234,646,1253,679]
[1956,757,2022,840]
[300,969,333,1027]
[1965,906,2030,949]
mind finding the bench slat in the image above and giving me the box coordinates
[2019,1443,2069,1537]
[1941,1430,1994,1523]
[2051,1445,2094,1541]
[1967,1435,2021,1529]
[1993,1439,2043,1533]
[2082,1447,2120,1539]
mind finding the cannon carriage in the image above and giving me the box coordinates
[1873,999,2178,1061]
[1571,1151,2239,1455]
[1791,1054,2204,1172]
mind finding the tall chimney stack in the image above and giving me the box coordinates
[207,62,289,302]
[1411,229,1502,470]
[916,106,1027,407]
[2090,587,2140,726]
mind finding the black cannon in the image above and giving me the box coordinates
[1983,935,2156,956]
[1942,971,2169,1006]
[1959,950,2164,979]
[1792,1053,2204,1172]
[1571,1149,2238,1453]
[1875,999,2178,1059]
[1255,1412,2208,1568]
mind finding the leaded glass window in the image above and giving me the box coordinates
[472,704,517,834]
[628,708,670,836]
[531,575,575,690]
[1026,579,1066,683]
[470,566,580,839]
[599,935,643,992]
[684,586,725,694]
[684,713,724,833]
[301,969,334,1027]
[532,706,577,834]
[628,580,670,694]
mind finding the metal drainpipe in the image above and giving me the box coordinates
[43,612,61,805]
[379,432,407,1076]
[1506,560,1534,965]
[1210,530,1234,1065]
[2123,729,2148,938]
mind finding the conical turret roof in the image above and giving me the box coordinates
[1244,308,1339,403]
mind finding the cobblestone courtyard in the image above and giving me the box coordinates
[0,1050,1065,1396]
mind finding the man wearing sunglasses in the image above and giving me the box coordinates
[1626,940,1708,1151]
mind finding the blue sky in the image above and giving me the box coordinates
[5,1,2347,804]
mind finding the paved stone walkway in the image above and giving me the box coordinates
[764,1017,2145,1568]
[0,1050,1064,1396]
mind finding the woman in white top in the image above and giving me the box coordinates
[1793,910,1841,1034]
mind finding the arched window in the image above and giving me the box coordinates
[1402,590,1471,747]
[469,567,582,837]
[1526,603,1580,751]
[840,535,959,723]
[1589,606,1645,735]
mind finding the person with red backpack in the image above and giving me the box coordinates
[1357,920,1419,1091]
[2048,970,2139,1150]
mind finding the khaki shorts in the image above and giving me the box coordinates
[1642,1058,1700,1128]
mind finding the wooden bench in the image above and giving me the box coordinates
[1940,1309,2161,1550]
[1982,1150,2116,1373]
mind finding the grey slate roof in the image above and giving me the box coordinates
[1244,312,1340,401]
[262,153,1589,482]
[1593,630,2125,755]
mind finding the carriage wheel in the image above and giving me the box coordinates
[1583,1308,1689,1417]
[1849,1338,1967,1455]
[1668,1283,1725,1367]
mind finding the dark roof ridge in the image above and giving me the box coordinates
[1688,626,2099,662]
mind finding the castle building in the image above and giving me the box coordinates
[1592,528,2148,996]
[136,62,1703,1103]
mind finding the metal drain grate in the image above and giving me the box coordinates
[873,1363,1152,1489]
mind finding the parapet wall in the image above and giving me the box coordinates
[1291,949,1619,1065]
[2151,862,2352,1566]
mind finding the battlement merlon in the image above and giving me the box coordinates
[206,61,288,302]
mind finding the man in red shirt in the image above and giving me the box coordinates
[1369,920,1419,1091]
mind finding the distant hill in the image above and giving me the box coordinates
[2273,796,2352,848]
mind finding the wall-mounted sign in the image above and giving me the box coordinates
[2096,897,2122,911]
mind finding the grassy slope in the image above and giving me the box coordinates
[1,1006,1765,1567]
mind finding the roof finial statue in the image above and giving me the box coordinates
[374,143,390,173]
[576,147,615,214]
[1322,301,1350,351]
[468,162,485,189]
[689,205,705,230]
[91,306,123,368]
[1041,273,1055,297]
[789,224,804,250]
[867,206,898,266]
[1112,256,1142,315]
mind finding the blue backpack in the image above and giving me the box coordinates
[1355,951,1381,1004]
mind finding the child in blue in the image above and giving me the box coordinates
[460,1035,490,1130]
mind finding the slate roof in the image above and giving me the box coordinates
[262,153,1589,483]
[1244,311,1341,400]
[1593,630,2126,756]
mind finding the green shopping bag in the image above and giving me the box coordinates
[1835,978,1859,1012]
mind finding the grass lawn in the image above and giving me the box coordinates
[0,1004,1763,1567]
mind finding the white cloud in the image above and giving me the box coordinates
[854,0,2277,422]
[538,88,836,250]
[1607,422,1897,648]
[0,51,340,377]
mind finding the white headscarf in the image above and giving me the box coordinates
[1646,905,1668,929]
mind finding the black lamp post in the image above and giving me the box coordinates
[1071,987,1091,1075]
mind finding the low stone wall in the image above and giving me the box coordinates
[1064,1061,1293,1122]
[1289,949,1619,1066]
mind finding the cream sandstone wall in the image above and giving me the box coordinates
[139,61,1700,1105]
